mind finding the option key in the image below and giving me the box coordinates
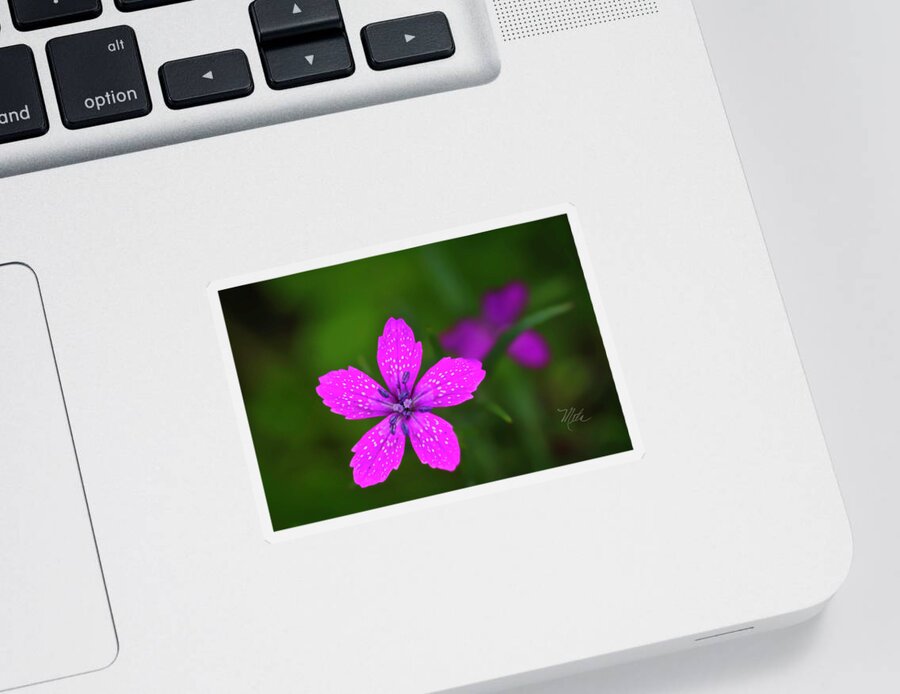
[47,26,152,130]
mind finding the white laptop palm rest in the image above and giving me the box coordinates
[0,264,117,692]
[0,0,850,692]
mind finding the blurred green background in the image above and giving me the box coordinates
[220,215,632,531]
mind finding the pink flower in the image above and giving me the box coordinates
[316,318,486,488]
[440,282,551,369]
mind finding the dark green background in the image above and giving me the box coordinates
[220,215,632,531]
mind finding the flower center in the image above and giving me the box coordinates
[380,371,416,435]
[390,399,414,415]
[378,371,433,435]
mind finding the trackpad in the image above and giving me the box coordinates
[0,264,117,691]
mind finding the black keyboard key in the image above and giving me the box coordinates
[261,34,353,90]
[0,45,49,145]
[159,50,254,109]
[9,0,102,32]
[361,12,455,71]
[250,0,343,43]
[115,0,191,11]
[47,26,151,130]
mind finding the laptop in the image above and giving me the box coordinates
[0,1,851,692]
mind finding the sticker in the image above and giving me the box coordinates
[210,206,639,540]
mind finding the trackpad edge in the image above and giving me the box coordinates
[0,263,117,691]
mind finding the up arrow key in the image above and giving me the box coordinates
[404,34,415,43]
[251,0,345,43]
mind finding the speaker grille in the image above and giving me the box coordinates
[493,0,659,41]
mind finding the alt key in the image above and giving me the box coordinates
[47,25,152,130]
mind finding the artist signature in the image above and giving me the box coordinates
[557,407,592,431]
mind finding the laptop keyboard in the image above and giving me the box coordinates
[0,0,499,176]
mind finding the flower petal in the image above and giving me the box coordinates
[413,357,486,409]
[408,412,460,472]
[377,317,423,397]
[507,330,551,368]
[439,318,495,361]
[316,367,393,420]
[350,417,406,487]
[482,282,528,329]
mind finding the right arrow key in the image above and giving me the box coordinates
[361,12,455,71]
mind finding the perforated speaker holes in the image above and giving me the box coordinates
[493,0,659,42]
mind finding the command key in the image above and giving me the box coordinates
[0,45,49,145]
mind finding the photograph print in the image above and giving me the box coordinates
[218,211,634,532]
